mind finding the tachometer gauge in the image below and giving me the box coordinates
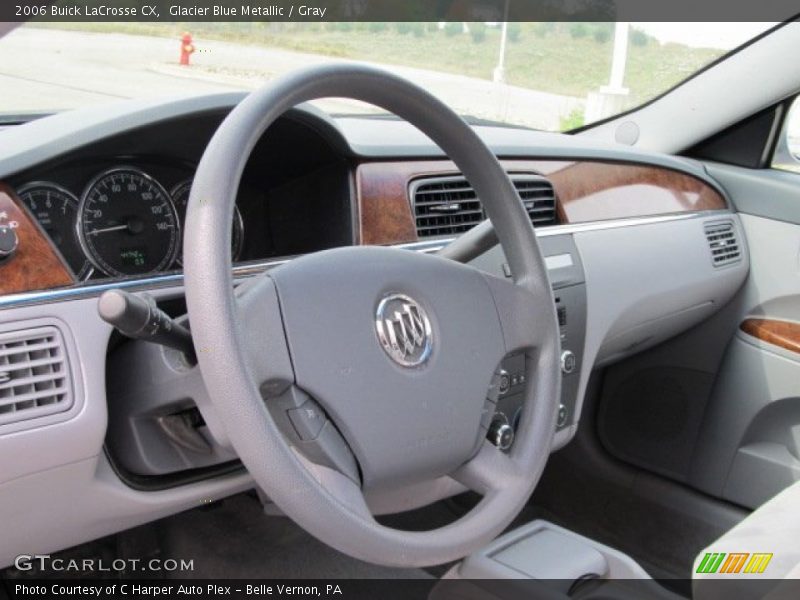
[170,178,244,263]
[17,182,92,280]
[77,167,180,277]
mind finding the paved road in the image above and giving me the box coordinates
[0,27,583,130]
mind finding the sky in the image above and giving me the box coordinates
[637,22,778,49]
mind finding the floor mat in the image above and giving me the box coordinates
[158,493,432,579]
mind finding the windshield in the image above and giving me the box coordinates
[0,21,774,131]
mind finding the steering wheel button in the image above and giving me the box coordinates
[287,402,327,441]
[498,369,511,395]
[557,404,568,427]
[487,371,503,403]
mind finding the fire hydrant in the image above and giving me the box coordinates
[179,32,195,66]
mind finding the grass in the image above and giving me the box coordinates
[30,22,724,109]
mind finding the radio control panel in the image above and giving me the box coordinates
[473,233,587,445]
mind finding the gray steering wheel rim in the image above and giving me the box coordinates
[183,64,561,567]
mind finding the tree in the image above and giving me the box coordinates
[630,28,650,47]
[569,23,588,39]
[593,25,611,43]
[470,22,487,43]
[444,22,461,37]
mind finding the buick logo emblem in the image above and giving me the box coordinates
[375,293,432,367]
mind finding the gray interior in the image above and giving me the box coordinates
[595,161,800,516]
[0,83,750,569]
[459,520,652,582]
[1,28,799,590]
[693,479,800,596]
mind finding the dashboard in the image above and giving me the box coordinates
[0,92,750,568]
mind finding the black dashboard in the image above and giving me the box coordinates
[8,110,353,281]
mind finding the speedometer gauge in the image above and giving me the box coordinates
[77,167,180,277]
[170,179,244,263]
[17,182,92,280]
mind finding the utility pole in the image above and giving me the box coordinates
[607,22,630,93]
[584,22,631,122]
[493,0,510,83]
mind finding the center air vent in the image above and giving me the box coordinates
[411,174,557,238]
[0,326,72,426]
[704,220,741,267]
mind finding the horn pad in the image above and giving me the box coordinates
[269,245,506,488]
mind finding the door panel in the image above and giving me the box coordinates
[689,211,800,508]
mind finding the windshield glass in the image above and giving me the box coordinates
[0,21,774,130]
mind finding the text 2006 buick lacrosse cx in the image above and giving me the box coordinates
[0,14,798,600]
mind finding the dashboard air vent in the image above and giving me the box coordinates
[411,174,557,238]
[0,327,72,426]
[704,221,741,267]
[513,175,559,227]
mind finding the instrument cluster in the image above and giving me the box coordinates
[17,165,244,280]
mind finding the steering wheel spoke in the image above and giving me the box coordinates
[292,448,373,520]
[452,440,523,495]
[482,273,553,357]
[233,274,294,394]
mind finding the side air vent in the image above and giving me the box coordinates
[704,220,741,267]
[0,327,73,426]
[411,174,557,238]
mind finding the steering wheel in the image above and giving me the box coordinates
[183,65,561,567]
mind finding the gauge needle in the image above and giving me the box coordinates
[89,224,128,235]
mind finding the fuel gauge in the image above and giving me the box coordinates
[18,182,92,279]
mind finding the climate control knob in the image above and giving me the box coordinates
[487,419,514,451]
[0,226,18,263]
[560,350,577,374]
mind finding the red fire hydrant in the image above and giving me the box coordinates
[179,32,195,66]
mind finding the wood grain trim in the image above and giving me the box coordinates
[356,159,727,246]
[357,161,454,245]
[741,318,800,356]
[542,161,727,224]
[0,184,75,296]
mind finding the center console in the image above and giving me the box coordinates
[459,521,650,583]
[441,520,680,600]
[472,233,587,450]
